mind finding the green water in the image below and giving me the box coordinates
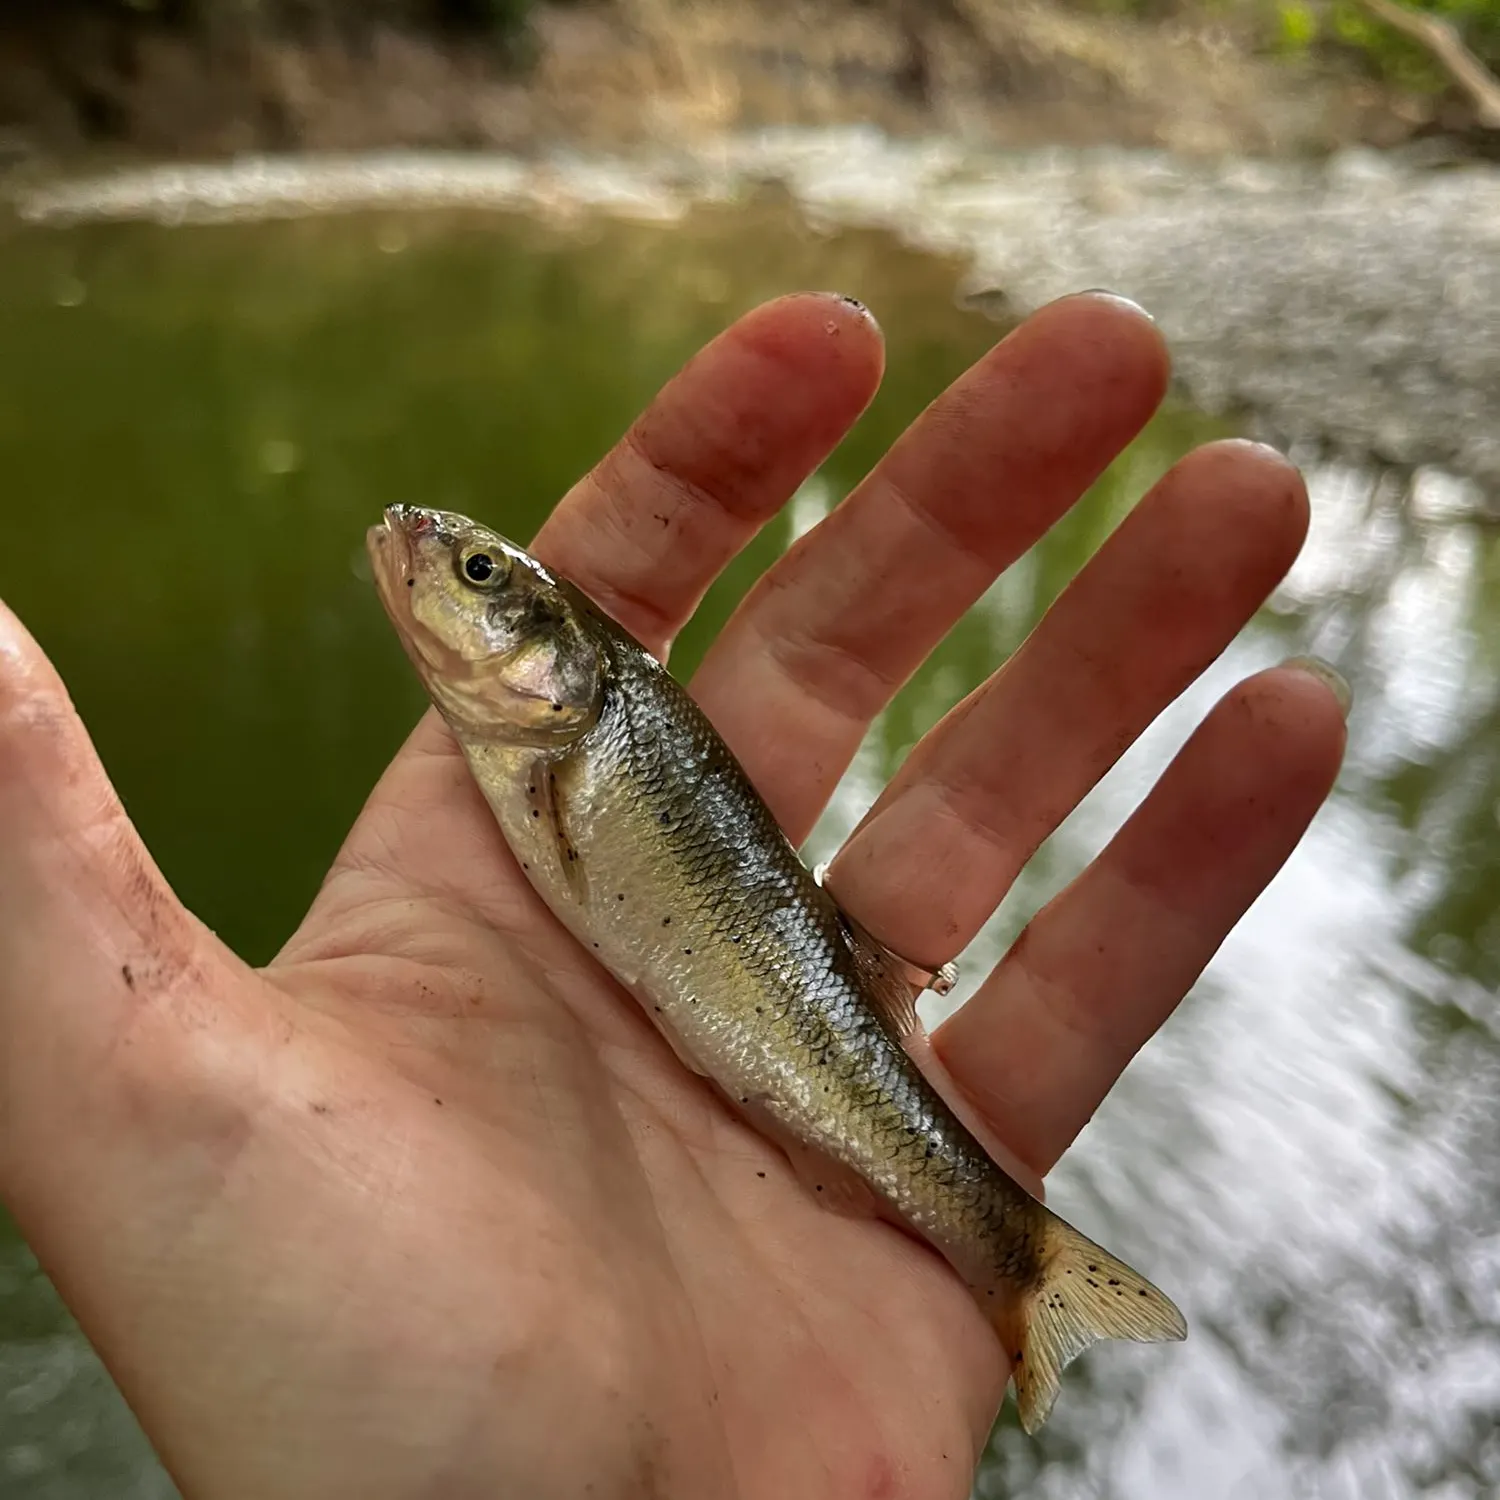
[0,197,1495,1499]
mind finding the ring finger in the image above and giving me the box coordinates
[822,439,1311,969]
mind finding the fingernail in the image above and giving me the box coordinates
[1221,436,1297,467]
[1077,289,1154,322]
[1281,655,1353,719]
[815,292,880,328]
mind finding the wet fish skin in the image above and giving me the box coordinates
[368,503,1187,1432]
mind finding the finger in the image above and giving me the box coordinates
[307,293,883,935]
[826,439,1309,969]
[531,291,886,657]
[690,292,1170,839]
[934,662,1349,1177]
[0,602,237,1187]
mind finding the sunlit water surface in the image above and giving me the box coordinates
[0,179,1495,1500]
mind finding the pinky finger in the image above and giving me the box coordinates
[933,660,1350,1179]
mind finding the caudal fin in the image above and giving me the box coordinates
[1007,1212,1187,1435]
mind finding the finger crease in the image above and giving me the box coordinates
[926,775,1029,877]
[614,423,758,559]
[580,567,681,658]
[757,613,904,727]
[1013,946,1123,1067]
[879,470,1006,575]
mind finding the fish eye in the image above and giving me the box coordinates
[457,547,506,589]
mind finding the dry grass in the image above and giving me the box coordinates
[0,0,1411,162]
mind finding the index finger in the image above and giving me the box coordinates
[308,293,884,922]
[530,292,886,658]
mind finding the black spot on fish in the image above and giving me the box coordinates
[683,948,693,956]
[816,1185,824,1192]
[121,964,135,990]
[521,862,529,871]
[433,1098,443,1106]
[756,1171,766,1179]
[406,578,415,588]
[550,703,563,712]
[1086,1278,1098,1288]
[310,1102,330,1115]
[662,916,671,926]
[1139,1289,1150,1297]
[531,810,540,819]
[659,811,670,824]
[1108,1279,1120,1286]
[616,893,625,901]
[1088,1265,1098,1273]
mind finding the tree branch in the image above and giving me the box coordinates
[1358,0,1500,128]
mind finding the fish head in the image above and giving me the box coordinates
[368,504,603,747]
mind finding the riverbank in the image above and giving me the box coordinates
[14,132,1500,505]
[0,2,1486,169]
[2,154,1499,1500]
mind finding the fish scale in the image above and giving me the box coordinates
[369,502,1188,1433]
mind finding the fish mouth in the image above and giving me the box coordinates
[366,506,473,678]
[383,502,440,535]
[366,505,435,602]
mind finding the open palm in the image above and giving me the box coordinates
[0,292,1345,1500]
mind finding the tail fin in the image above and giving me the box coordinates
[1007,1211,1187,1435]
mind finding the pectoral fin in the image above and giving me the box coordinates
[529,756,587,903]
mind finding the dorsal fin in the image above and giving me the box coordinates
[835,907,922,1043]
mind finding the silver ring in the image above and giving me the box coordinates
[812,862,959,997]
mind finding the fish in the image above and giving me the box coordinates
[367,502,1187,1432]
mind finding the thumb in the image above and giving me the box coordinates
[0,600,234,1191]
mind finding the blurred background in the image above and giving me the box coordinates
[0,2,1498,1497]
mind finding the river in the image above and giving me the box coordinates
[0,142,1496,1499]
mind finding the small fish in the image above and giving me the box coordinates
[368,503,1186,1432]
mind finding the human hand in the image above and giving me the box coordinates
[0,291,1346,1499]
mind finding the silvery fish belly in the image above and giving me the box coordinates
[367,502,1187,1433]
